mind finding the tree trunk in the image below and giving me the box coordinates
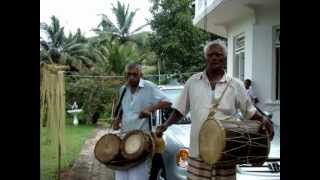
[91,112,100,124]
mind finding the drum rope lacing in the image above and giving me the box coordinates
[203,77,269,164]
[221,124,269,163]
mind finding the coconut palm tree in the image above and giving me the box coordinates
[91,1,160,75]
[92,38,144,75]
[40,16,100,72]
[93,0,148,44]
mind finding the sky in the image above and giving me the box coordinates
[40,0,153,37]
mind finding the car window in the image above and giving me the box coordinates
[161,89,182,103]
[160,88,191,124]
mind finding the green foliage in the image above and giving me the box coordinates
[40,125,95,180]
[93,0,148,43]
[65,77,125,124]
[40,16,101,72]
[91,0,156,75]
[149,0,221,74]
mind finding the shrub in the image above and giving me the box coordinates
[65,77,124,124]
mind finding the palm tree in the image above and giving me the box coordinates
[40,16,100,72]
[93,0,148,44]
[92,38,144,75]
[91,1,160,75]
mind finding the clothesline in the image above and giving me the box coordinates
[64,72,200,79]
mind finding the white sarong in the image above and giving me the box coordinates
[115,159,150,180]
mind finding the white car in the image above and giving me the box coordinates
[151,85,280,180]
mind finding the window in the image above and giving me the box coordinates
[234,35,245,81]
[274,27,280,100]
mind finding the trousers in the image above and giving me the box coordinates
[115,159,150,180]
[187,157,236,180]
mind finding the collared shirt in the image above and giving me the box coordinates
[120,79,170,132]
[172,71,256,157]
[246,86,258,104]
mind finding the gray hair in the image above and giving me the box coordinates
[125,62,142,73]
[203,39,227,58]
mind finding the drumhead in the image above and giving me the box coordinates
[199,118,226,165]
[94,134,121,163]
[121,130,154,160]
[124,134,143,154]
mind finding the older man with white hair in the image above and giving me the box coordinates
[156,39,274,180]
[113,62,172,180]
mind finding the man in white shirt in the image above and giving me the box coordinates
[113,62,172,180]
[244,79,259,104]
[156,40,273,180]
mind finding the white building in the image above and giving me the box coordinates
[193,0,280,125]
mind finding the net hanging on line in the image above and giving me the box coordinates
[40,64,69,158]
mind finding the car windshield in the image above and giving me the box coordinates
[160,88,191,124]
[162,89,182,103]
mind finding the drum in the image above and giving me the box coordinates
[94,130,155,170]
[121,130,155,160]
[199,118,270,165]
[94,134,121,163]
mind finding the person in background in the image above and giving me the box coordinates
[244,79,259,104]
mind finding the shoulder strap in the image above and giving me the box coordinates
[148,115,152,132]
[213,78,232,108]
[114,87,127,118]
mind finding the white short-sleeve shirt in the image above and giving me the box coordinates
[120,79,171,132]
[172,71,256,157]
[246,86,258,104]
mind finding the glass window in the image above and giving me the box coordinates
[234,34,245,81]
[274,27,280,100]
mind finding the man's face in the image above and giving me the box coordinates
[244,80,250,89]
[126,67,141,87]
[205,45,225,71]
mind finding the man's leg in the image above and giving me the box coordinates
[149,153,163,180]
[115,170,128,180]
[128,160,150,180]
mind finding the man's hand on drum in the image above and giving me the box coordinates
[112,118,121,130]
[139,108,152,118]
[260,117,274,140]
[156,124,168,137]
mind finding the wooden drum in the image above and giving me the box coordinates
[121,130,155,160]
[199,119,270,166]
[94,134,121,163]
[94,130,155,170]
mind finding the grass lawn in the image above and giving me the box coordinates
[40,124,95,180]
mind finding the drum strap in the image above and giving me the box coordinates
[148,115,152,132]
[113,87,127,124]
[209,78,233,115]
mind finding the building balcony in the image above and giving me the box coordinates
[193,0,279,37]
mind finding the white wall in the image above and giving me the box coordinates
[252,6,280,125]
[226,15,255,80]
[226,6,280,125]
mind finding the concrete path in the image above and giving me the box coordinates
[63,127,115,180]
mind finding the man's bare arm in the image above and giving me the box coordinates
[139,101,172,118]
[250,112,274,140]
[156,109,183,137]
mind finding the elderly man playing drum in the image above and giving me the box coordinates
[156,39,274,180]
[113,62,172,180]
